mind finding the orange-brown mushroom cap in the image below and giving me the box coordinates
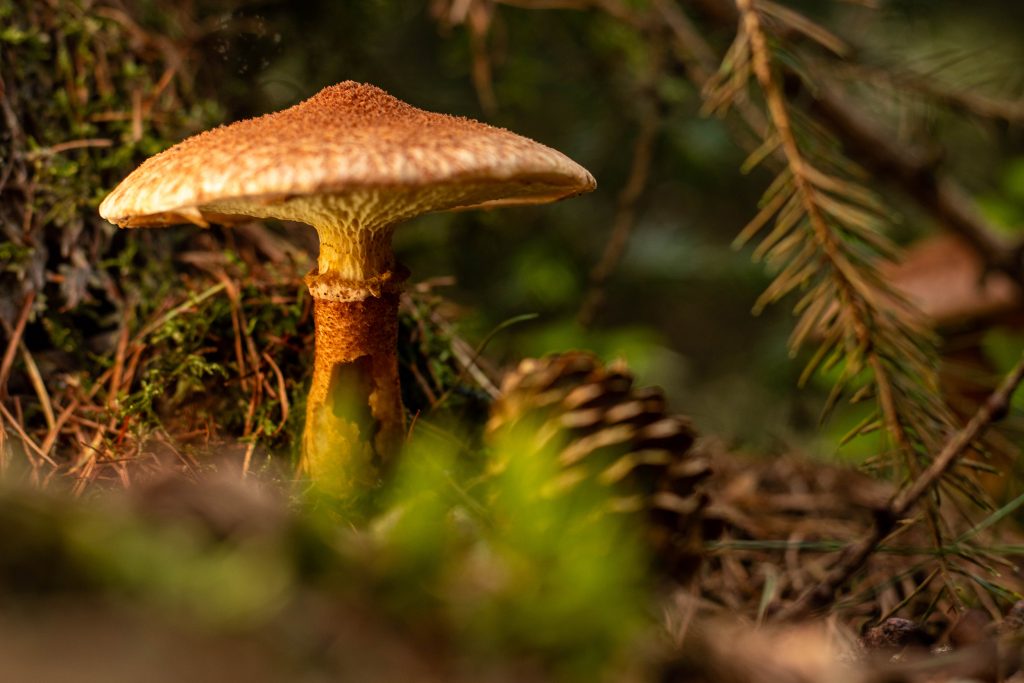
[99,81,596,230]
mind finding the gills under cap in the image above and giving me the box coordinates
[99,81,596,229]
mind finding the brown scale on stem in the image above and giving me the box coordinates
[302,284,403,495]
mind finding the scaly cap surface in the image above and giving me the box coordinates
[99,81,596,229]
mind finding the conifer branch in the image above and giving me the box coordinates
[690,0,1024,289]
[714,0,981,604]
[712,0,954,477]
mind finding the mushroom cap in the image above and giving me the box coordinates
[99,81,596,229]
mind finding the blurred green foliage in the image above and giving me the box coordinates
[0,418,651,679]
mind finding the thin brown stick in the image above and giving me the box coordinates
[468,1,498,116]
[0,403,7,475]
[219,271,265,439]
[23,137,112,159]
[656,0,770,144]
[892,355,1024,516]
[261,351,289,435]
[241,433,259,478]
[40,398,79,460]
[121,343,144,395]
[108,316,131,409]
[0,400,56,467]
[0,291,35,400]
[577,105,661,326]
[779,351,1024,620]
[19,343,54,431]
[215,271,249,391]
[654,0,717,81]
[427,308,501,398]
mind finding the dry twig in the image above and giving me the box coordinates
[578,90,663,326]
[780,351,1024,620]
[0,291,35,400]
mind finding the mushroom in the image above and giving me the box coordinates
[99,81,595,494]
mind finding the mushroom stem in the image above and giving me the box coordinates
[317,226,395,282]
[300,279,404,496]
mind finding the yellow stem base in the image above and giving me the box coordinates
[300,290,403,497]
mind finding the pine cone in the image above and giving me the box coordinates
[485,351,711,581]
